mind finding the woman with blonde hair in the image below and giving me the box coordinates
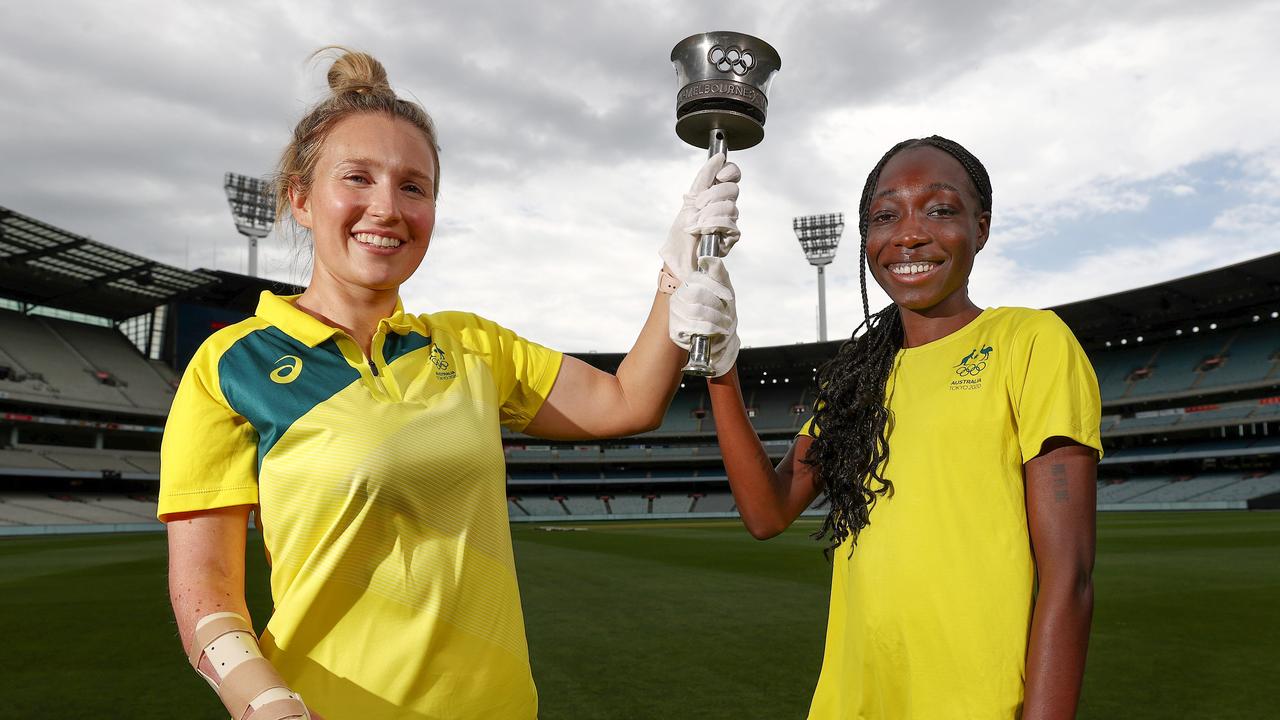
[160,47,741,719]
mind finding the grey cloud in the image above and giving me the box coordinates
[2,0,1278,349]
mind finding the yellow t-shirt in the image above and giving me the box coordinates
[159,292,563,720]
[804,307,1102,720]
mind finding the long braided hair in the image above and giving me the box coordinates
[807,136,993,555]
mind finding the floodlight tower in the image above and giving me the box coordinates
[223,172,274,277]
[793,213,845,342]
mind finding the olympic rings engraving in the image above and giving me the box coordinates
[707,45,756,76]
[954,361,987,377]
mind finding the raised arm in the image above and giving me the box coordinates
[1022,437,1097,720]
[168,506,315,720]
[706,367,823,539]
[524,290,686,439]
[524,154,741,440]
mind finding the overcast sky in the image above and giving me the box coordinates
[3,1,1279,352]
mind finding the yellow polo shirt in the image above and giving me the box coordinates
[804,307,1102,720]
[160,292,562,719]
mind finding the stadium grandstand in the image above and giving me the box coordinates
[1,203,1278,534]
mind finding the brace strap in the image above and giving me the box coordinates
[658,268,681,295]
[188,614,254,668]
[187,612,310,719]
[253,698,311,719]
[221,657,289,719]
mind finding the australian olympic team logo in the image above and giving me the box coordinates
[429,345,449,371]
[954,345,994,377]
[708,45,755,76]
[430,343,456,380]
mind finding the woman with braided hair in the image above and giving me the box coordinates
[707,136,1101,719]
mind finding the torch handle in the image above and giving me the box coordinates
[682,129,728,377]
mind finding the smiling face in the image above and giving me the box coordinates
[864,145,990,317]
[290,112,438,293]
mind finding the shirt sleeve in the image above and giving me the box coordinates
[1009,311,1104,463]
[157,334,260,520]
[445,312,564,432]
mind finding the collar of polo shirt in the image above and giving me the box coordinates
[254,291,428,347]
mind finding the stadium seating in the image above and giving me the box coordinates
[647,445,699,458]
[558,446,601,460]
[660,390,709,432]
[1133,473,1242,502]
[506,447,553,461]
[3,301,1276,533]
[1195,324,1280,390]
[1094,322,1280,404]
[0,493,159,526]
[0,448,66,470]
[124,453,160,474]
[1095,345,1160,402]
[644,469,697,480]
[560,495,606,515]
[1179,405,1260,425]
[650,493,693,514]
[606,495,649,515]
[0,310,174,413]
[512,496,565,516]
[1135,339,1226,397]
[0,446,160,475]
[742,383,809,430]
[42,317,175,411]
[1195,472,1280,501]
[86,495,160,521]
[1095,470,1280,505]
[1096,477,1174,503]
[693,493,736,513]
[601,446,649,460]
[1109,414,1184,432]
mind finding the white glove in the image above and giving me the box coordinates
[659,153,742,281]
[669,255,740,377]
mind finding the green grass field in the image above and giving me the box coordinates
[1,511,1276,718]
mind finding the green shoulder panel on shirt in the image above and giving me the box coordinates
[217,326,362,469]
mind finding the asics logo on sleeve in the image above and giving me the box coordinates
[270,355,303,384]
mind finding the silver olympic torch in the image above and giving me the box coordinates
[670,32,781,376]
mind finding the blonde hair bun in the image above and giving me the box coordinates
[275,45,442,227]
[321,47,393,98]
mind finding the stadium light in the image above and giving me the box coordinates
[223,172,274,277]
[793,213,845,342]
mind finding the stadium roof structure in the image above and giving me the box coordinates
[179,269,305,314]
[0,206,219,321]
[1052,251,1280,350]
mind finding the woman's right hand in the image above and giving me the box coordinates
[659,153,741,282]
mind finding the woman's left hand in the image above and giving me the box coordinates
[668,255,739,377]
